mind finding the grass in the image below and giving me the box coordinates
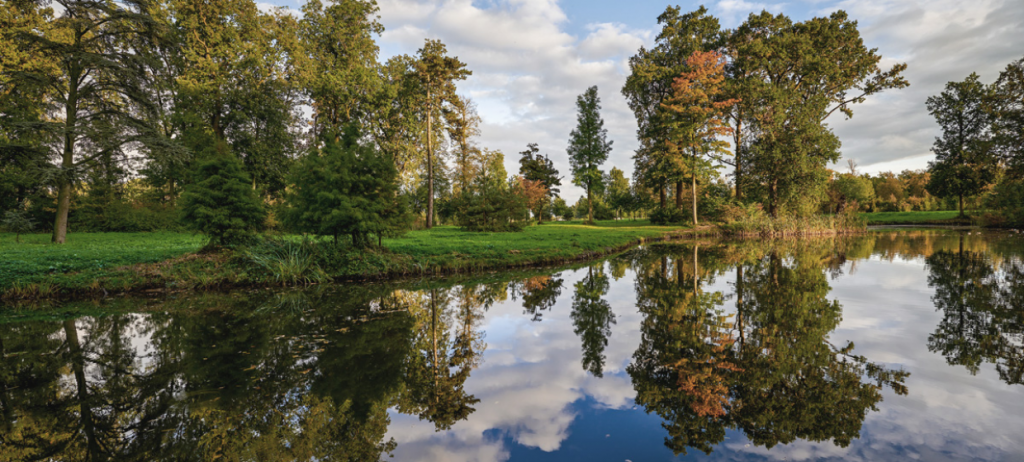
[860,210,969,225]
[0,220,692,301]
[0,232,205,290]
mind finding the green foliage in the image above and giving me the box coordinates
[552,197,573,221]
[827,174,876,213]
[650,207,688,225]
[925,73,998,216]
[571,265,614,377]
[1,209,35,242]
[285,130,410,247]
[180,145,267,246]
[455,175,530,232]
[987,177,1024,227]
[568,86,612,223]
[242,238,330,285]
[519,143,562,221]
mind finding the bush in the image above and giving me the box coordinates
[698,181,733,222]
[456,175,530,232]
[649,207,688,225]
[180,143,266,247]
[988,177,1024,227]
[1,210,35,242]
[285,128,410,247]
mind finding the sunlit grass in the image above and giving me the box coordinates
[860,211,964,224]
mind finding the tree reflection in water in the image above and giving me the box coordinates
[9,231,1024,460]
[626,242,910,455]
[0,283,492,461]
[926,235,1024,385]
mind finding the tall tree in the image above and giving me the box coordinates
[295,0,383,138]
[733,10,908,217]
[662,50,737,225]
[568,86,612,224]
[414,39,471,228]
[925,73,997,217]
[622,6,721,211]
[171,0,299,194]
[518,143,561,223]
[4,0,163,243]
[990,57,1024,176]
[571,265,615,377]
[446,95,483,195]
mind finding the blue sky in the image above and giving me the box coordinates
[261,0,1024,201]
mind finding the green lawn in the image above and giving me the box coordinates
[0,232,206,290]
[860,211,966,225]
[0,220,688,299]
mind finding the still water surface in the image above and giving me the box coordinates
[1,230,1023,461]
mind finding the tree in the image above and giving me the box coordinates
[568,86,612,224]
[606,167,631,219]
[414,40,471,229]
[179,143,266,246]
[446,96,483,195]
[285,128,408,247]
[571,265,615,377]
[662,50,737,225]
[3,0,162,243]
[295,0,384,138]
[519,177,549,224]
[733,11,908,217]
[552,197,573,221]
[622,6,722,212]
[518,143,562,223]
[990,57,1024,176]
[171,0,302,197]
[1,209,34,243]
[827,173,875,213]
[925,73,998,217]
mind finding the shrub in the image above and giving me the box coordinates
[456,175,530,232]
[1,210,35,242]
[285,128,410,247]
[180,143,266,247]
[649,207,687,225]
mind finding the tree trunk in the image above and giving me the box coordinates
[427,88,434,229]
[64,320,101,459]
[659,184,666,209]
[692,155,698,226]
[676,180,683,211]
[768,182,779,218]
[587,187,594,224]
[52,181,71,244]
[958,193,964,218]
[52,74,79,244]
[734,118,743,200]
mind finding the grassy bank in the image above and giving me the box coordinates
[1,220,691,301]
[860,211,970,225]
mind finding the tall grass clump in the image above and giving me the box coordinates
[243,238,330,285]
[718,203,865,236]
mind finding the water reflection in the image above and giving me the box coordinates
[627,242,909,455]
[1,230,1023,461]
[926,235,1024,386]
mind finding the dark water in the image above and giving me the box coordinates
[2,230,1023,461]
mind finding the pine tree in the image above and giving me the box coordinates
[180,143,266,246]
[567,86,612,224]
[285,127,409,247]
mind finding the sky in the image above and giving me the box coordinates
[262,0,1024,202]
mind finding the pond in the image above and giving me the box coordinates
[1,229,1023,461]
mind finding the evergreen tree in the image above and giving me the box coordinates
[568,86,612,224]
[180,143,266,246]
[414,39,471,229]
[285,127,408,247]
[925,73,997,217]
[990,57,1024,176]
